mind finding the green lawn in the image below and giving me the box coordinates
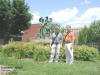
[0,57,100,75]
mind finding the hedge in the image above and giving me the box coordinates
[0,42,99,61]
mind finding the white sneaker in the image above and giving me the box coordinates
[69,63,73,64]
[49,61,53,63]
[55,61,58,63]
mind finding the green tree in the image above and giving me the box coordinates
[10,0,32,35]
[0,0,32,39]
[0,0,13,38]
[88,20,100,42]
[78,20,100,44]
[78,26,88,44]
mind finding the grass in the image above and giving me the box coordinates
[0,57,100,75]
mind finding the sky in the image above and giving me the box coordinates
[25,0,100,28]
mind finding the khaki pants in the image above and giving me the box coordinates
[49,44,60,62]
[65,43,74,64]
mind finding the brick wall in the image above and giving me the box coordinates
[22,24,40,42]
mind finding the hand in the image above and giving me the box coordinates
[60,44,62,48]
[49,44,52,48]
[71,44,73,49]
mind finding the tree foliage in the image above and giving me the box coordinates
[78,26,88,44]
[0,0,32,38]
[0,0,13,38]
[78,20,100,44]
[10,0,32,35]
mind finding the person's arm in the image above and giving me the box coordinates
[63,32,66,40]
[50,34,53,48]
[72,32,75,43]
[71,32,75,48]
[50,40,52,48]
[60,40,63,48]
[60,33,63,48]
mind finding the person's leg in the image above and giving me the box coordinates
[69,43,74,64]
[65,44,70,64]
[66,43,74,64]
[55,44,60,62]
[49,44,56,62]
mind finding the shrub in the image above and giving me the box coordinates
[33,49,50,61]
[60,45,99,61]
[60,47,66,61]
[74,45,99,61]
[0,42,99,61]
[32,42,50,61]
[0,42,35,58]
[0,42,50,60]
[2,46,14,57]
[0,46,3,56]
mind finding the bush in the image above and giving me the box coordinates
[2,46,14,57]
[33,49,50,61]
[0,42,50,60]
[74,45,99,61]
[33,42,50,61]
[0,42,99,61]
[1,42,35,58]
[60,45,99,61]
[60,47,66,61]
[0,46,3,56]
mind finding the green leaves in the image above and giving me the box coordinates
[10,0,32,35]
[78,26,88,44]
[74,45,99,61]
[0,0,13,37]
[0,42,99,61]
[78,20,100,44]
[0,0,32,38]
[90,20,100,42]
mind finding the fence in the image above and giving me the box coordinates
[75,42,100,51]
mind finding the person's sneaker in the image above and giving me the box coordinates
[66,62,68,64]
[55,61,58,63]
[66,62,72,64]
[49,61,53,63]
[69,63,73,64]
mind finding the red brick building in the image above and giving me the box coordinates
[22,24,40,42]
